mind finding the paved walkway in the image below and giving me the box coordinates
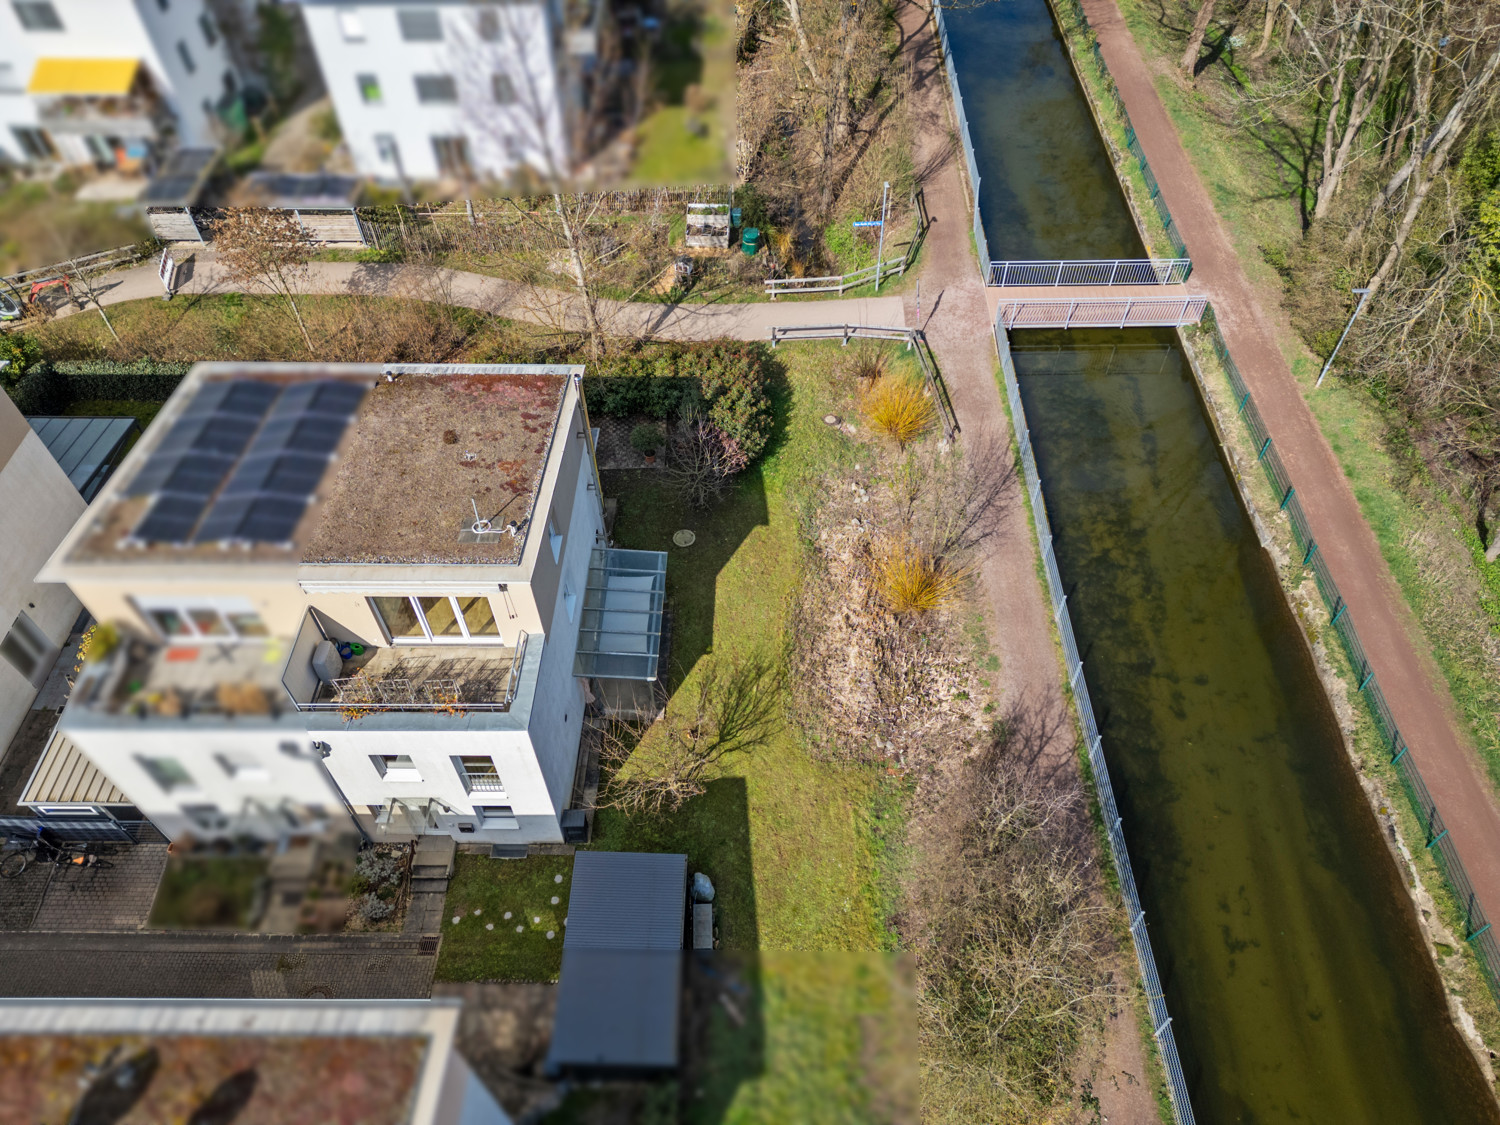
[894,4,1157,1121]
[1082,0,1500,941]
[58,254,907,343]
[0,930,439,998]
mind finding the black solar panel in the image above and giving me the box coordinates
[126,377,366,546]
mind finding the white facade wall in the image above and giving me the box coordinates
[0,2,43,164]
[0,0,241,162]
[302,0,565,182]
[52,718,348,839]
[0,423,85,751]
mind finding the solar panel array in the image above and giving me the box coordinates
[127,379,366,546]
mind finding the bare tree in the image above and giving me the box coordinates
[211,208,315,351]
[1179,0,1220,78]
[65,257,120,343]
[598,655,782,815]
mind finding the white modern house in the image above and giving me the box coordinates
[301,0,588,183]
[0,390,85,755]
[38,362,664,846]
[0,0,244,170]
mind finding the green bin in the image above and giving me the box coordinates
[741,227,761,255]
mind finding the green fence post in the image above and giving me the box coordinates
[1280,485,1295,511]
[1257,436,1272,460]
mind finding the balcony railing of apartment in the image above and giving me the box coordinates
[286,630,534,714]
[72,633,295,720]
[35,94,173,136]
[460,772,507,793]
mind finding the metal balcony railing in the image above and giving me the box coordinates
[988,258,1193,286]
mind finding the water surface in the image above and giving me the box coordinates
[1013,331,1499,1123]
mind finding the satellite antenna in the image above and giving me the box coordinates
[470,499,495,535]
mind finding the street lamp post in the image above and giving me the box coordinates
[1315,287,1371,388]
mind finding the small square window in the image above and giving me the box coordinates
[476,8,500,40]
[217,752,268,781]
[12,1,63,31]
[357,73,382,104]
[398,8,442,41]
[177,40,196,74]
[491,73,515,104]
[140,756,196,793]
[375,133,400,163]
[199,12,218,46]
[337,8,364,40]
[372,754,422,782]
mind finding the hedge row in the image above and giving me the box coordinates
[6,360,190,415]
[582,342,776,463]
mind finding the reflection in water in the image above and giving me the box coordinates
[1014,329,1499,1124]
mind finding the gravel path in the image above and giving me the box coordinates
[1082,0,1500,945]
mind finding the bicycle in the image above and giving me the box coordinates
[0,832,63,879]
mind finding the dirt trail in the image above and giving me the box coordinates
[1080,0,1500,940]
[895,2,1160,1120]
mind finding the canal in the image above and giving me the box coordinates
[938,0,1500,1118]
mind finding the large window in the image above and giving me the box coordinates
[177,40,197,74]
[370,595,502,643]
[491,73,516,104]
[12,1,63,30]
[372,754,422,782]
[398,8,442,40]
[415,75,458,104]
[455,755,504,793]
[135,597,270,643]
[0,612,49,683]
[357,73,382,104]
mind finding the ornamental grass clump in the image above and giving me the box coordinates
[873,539,967,614]
[863,375,935,448]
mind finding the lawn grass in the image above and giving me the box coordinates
[0,178,150,277]
[584,340,915,1119]
[436,853,573,983]
[1107,0,1500,793]
[147,856,268,929]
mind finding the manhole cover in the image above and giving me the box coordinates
[301,983,334,999]
[673,530,696,547]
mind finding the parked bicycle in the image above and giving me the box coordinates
[0,833,114,879]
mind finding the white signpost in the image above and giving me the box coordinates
[158,250,177,300]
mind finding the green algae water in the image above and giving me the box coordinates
[943,0,1143,260]
[1012,331,1499,1123]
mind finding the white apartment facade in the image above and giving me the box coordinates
[0,391,84,753]
[40,361,663,845]
[0,0,242,168]
[301,0,571,183]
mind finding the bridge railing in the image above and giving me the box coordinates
[999,297,1206,329]
[988,258,1192,287]
[993,312,1198,1125]
[1191,304,1500,1010]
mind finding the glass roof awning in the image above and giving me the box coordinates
[574,548,667,682]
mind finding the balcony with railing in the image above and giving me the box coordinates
[281,610,532,716]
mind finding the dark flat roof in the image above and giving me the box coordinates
[563,851,687,951]
[28,415,138,500]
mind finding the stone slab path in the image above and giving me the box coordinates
[1082,0,1500,947]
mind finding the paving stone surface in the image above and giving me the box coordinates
[29,844,170,931]
[0,931,439,998]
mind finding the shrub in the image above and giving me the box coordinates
[863,375,934,448]
[872,539,966,614]
[847,345,887,383]
[0,331,42,389]
[6,358,190,415]
[630,422,666,454]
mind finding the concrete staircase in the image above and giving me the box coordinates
[402,836,456,937]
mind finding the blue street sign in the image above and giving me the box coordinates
[851,220,883,228]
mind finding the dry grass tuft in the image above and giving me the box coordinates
[863,376,935,448]
[872,539,967,614]
[847,345,888,383]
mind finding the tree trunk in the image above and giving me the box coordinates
[785,0,821,85]
[1252,0,1277,59]
[1314,46,1390,220]
[1488,530,1500,563]
[554,193,603,359]
[1180,0,1219,78]
[1365,120,1467,296]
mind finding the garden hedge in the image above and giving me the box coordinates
[6,359,190,415]
[583,342,776,463]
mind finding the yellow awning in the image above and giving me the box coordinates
[27,58,141,96]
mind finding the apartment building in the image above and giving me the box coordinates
[38,362,665,845]
[300,0,588,183]
[0,391,85,754]
[0,0,243,169]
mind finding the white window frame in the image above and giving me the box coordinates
[1,611,50,684]
[133,596,269,645]
[548,510,563,563]
[368,595,506,645]
[337,7,364,41]
[373,754,422,783]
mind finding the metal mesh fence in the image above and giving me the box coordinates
[994,312,1199,1125]
[1196,303,1500,1003]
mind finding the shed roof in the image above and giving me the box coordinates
[28,415,138,500]
[22,732,127,806]
[562,851,687,951]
